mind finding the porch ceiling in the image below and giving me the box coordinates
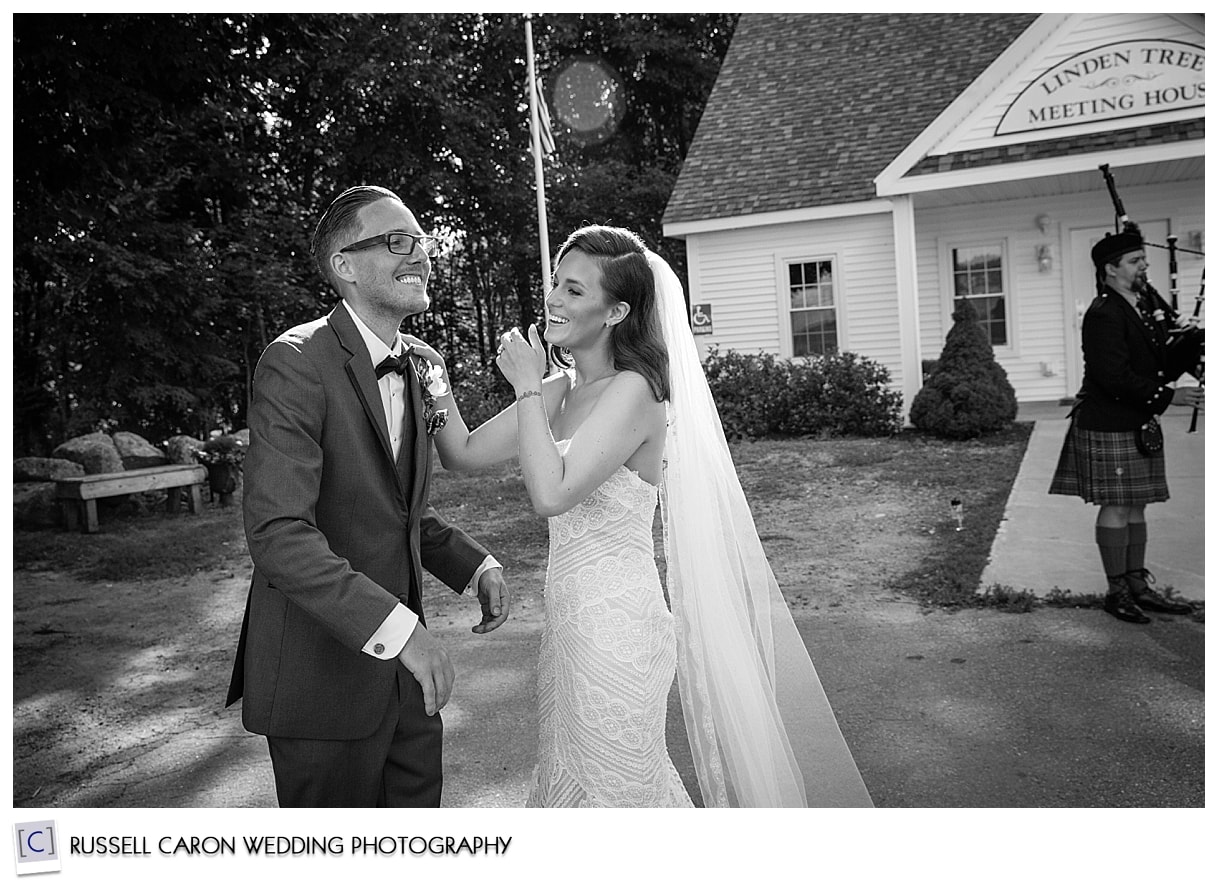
[910,156,1204,209]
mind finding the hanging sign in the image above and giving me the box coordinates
[996,39,1204,136]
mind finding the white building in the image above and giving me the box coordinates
[663,13,1205,412]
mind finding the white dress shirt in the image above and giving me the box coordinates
[341,300,501,660]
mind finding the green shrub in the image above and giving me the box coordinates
[703,347,903,440]
[781,351,904,437]
[910,301,1017,439]
[701,347,791,439]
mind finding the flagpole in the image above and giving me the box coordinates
[524,15,552,290]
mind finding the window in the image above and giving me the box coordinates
[789,259,837,357]
[951,245,1007,346]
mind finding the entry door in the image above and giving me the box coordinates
[1064,220,1170,394]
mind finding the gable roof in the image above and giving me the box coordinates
[875,13,1205,195]
[662,13,1039,227]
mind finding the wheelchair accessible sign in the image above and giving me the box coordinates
[692,303,713,335]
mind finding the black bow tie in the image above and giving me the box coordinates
[375,351,413,380]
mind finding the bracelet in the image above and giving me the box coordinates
[516,390,542,403]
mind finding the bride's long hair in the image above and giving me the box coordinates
[548,225,670,403]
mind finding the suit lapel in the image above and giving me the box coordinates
[1112,290,1162,361]
[403,354,429,512]
[329,305,400,479]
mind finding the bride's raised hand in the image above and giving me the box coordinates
[495,324,546,395]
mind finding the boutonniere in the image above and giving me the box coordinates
[411,353,449,435]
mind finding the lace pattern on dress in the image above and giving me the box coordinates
[526,440,693,808]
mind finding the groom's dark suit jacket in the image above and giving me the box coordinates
[226,303,487,740]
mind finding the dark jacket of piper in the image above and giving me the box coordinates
[1075,284,1201,432]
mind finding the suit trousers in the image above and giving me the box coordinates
[266,667,443,807]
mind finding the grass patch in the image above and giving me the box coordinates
[14,494,248,582]
[13,422,1096,618]
[879,423,1036,610]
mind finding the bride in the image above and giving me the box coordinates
[424,225,871,807]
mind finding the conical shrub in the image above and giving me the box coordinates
[910,300,1017,438]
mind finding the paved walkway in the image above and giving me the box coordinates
[982,401,1205,601]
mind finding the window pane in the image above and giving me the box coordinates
[950,244,1006,345]
[790,260,839,357]
[986,296,1006,323]
[807,310,834,334]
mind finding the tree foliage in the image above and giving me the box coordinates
[13,13,737,454]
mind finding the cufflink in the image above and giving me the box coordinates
[373,643,386,655]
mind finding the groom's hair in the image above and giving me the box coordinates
[310,185,403,291]
[553,225,670,402]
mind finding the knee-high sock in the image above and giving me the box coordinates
[1095,525,1129,581]
[1125,522,1147,573]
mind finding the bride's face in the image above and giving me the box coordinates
[544,250,623,348]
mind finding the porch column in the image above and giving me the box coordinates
[891,194,922,423]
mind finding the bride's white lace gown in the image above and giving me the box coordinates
[526,440,693,807]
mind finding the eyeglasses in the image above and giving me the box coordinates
[339,232,440,258]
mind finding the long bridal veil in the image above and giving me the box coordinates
[650,252,873,808]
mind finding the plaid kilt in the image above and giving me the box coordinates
[1049,421,1169,505]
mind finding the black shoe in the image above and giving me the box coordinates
[1125,569,1192,614]
[1104,577,1150,624]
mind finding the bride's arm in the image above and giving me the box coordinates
[412,344,564,472]
[499,326,662,516]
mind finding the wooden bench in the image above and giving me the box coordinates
[55,464,209,533]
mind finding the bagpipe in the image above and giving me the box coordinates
[1099,164,1205,431]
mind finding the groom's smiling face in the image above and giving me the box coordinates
[343,198,433,318]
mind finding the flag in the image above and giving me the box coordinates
[533,75,556,158]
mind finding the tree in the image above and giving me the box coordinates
[12,13,738,455]
[14,15,281,448]
[909,301,1018,439]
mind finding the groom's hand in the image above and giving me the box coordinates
[473,568,510,634]
[397,625,454,716]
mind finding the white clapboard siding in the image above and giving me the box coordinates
[687,212,905,387]
[943,13,1203,155]
[916,176,1204,401]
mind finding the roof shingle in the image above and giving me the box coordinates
[663,13,1039,225]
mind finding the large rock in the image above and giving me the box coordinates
[113,431,168,469]
[14,457,85,482]
[52,432,123,475]
[165,435,205,465]
[14,482,60,529]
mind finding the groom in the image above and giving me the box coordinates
[226,185,510,807]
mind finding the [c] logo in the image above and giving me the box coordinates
[12,820,62,876]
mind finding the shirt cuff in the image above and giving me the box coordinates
[362,604,418,660]
[468,555,502,592]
